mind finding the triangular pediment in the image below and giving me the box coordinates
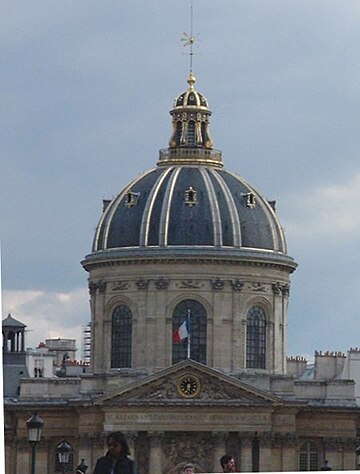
[96,360,283,407]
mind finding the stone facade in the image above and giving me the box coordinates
[84,258,291,376]
[4,360,360,473]
[3,70,360,474]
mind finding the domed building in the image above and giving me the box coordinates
[4,72,360,474]
[83,72,296,377]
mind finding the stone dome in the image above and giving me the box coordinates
[92,166,287,254]
[87,73,294,271]
[82,72,297,378]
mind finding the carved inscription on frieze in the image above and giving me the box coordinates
[108,412,269,426]
[247,282,268,293]
[112,281,130,291]
[176,280,202,289]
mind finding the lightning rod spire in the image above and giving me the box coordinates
[181,0,197,75]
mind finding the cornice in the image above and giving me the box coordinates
[82,247,297,273]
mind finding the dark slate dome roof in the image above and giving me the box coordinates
[93,165,286,253]
[88,73,294,267]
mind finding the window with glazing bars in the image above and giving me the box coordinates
[172,299,206,364]
[246,305,266,369]
[111,305,132,368]
[187,121,196,146]
[299,441,319,471]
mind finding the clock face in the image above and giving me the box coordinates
[178,374,201,398]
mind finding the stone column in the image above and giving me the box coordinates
[267,321,275,373]
[124,431,138,460]
[90,280,107,373]
[134,279,149,369]
[241,319,247,368]
[211,280,231,371]
[148,431,163,473]
[324,438,343,470]
[212,432,228,473]
[324,437,356,471]
[90,433,107,471]
[280,433,298,472]
[16,438,30,474]
[240,434,253,472]
[77,434,93,472]
[259,432,272,472]
[342,438,357,470]
[231,283,244,370]
[272,283,282,373]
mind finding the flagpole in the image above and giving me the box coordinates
[187,309,191,359]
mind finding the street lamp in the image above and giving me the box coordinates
[57,440,72,474]
[26,413,44,474]
[76,459,88,473]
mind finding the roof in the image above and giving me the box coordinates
[2,314,26,328]
[92,166,288,254]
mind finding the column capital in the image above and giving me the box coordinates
[258,431,273,448]
[148,431,164,448]
[272,432,298,448]
[324,437,356,451]
[212,431,228,444]
[123,431,139,442]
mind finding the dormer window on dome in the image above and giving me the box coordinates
[125,191,140,208]
[185,186,198,207]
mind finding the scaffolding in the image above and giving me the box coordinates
[81,323,91,363]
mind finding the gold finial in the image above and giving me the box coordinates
[187,72,196,89]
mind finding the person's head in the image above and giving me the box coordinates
[183,463,195,474]
[106,431,130,459]
[220,454,236,472]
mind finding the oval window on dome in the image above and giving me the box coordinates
[177,95,184,106]
[188,92,196,105]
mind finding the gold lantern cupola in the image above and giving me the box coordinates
[169,72,213,149]
[158,72,222,167]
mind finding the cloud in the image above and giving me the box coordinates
[2,288,89,354]
[283,172,360,245]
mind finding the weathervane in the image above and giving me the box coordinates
[181,0,198,74]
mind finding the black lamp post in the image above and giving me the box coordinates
[76,458,88,473]
[57,440,72,474]
[26,413,44,474]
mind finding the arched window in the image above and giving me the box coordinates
[7,331,15,352]
[246,305,266,369]
[111,305,132,368]
[201,122,207,146]
[187,121,196,146]
[172,299,207,364]
[299,441,319,471]
[54,441,74,472]
[176,121,182,146]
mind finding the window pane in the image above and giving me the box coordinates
[188,121,196,146]
[111,305,132,368]
[299,442,318,471]
[172,299,207,364]
[246,306,266,369]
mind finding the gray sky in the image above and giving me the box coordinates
[1,0,360,360]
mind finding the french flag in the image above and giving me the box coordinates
[172,319,189,342]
